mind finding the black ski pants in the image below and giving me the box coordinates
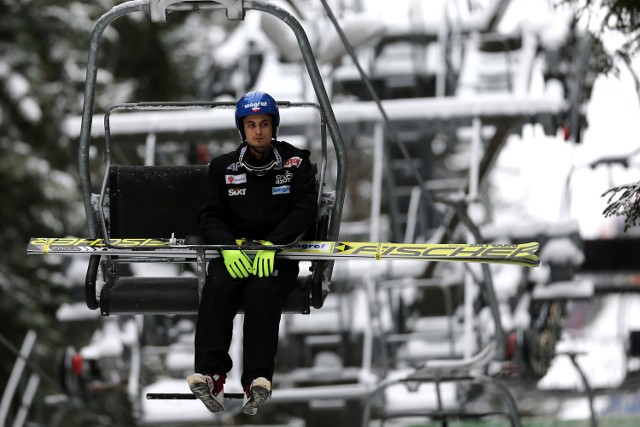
[194,257,298,388]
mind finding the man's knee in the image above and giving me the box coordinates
[203,260,242,301]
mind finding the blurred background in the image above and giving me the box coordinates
[2,0,640,426]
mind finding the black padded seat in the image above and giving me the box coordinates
[99,276,311,315]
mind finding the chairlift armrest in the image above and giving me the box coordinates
[84,255,100,310]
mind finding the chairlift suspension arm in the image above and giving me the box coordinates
[78,0,149,238]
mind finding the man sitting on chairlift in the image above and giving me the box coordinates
[187,91,318,415]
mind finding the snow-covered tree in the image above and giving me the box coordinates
[602,181,640,231]
[0,1,188,422]
[563,0,640,230]
[1,0,94,388]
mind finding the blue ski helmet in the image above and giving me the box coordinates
[235,91,280,140]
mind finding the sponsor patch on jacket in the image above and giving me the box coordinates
[226,161,242,171]
[228,188,246,196]
[275,171,293,185]
[225,173,247,184]
[272,185,291,195]
[284,157,302,168]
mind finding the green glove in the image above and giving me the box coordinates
[221,250,253,279]
[253,241,275,278]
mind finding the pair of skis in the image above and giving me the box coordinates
[27,237,540,267]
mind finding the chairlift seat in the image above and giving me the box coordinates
[100,275,312,315]
[95,164,321,315]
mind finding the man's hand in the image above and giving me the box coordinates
[253,241,275,278]
[221,250,253,279]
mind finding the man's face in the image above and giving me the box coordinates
[243,114,273,158]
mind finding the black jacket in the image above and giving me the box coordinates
[199,141,318,245]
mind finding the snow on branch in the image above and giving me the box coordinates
[602,181,640,231]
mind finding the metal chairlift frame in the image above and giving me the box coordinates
[77,0,348,312]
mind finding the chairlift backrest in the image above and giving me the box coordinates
[109,164,206,239]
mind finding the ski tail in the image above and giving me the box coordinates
[427,241,540,267]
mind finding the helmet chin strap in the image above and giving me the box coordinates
[239,144,283,176]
